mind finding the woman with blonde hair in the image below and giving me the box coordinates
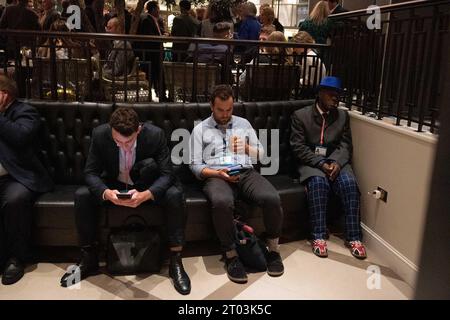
[259,24,276,41]
[258,3,284,32]
[298,0,333,45]
[240,31,292,88]
[259,6,275,31]
[291,31,327,97]
[261,31,293,65]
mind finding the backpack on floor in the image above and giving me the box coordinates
[234,219,268,272]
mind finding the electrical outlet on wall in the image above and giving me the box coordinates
[377,186,388,202]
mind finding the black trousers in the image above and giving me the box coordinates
[0,176,39,263]
[203,169,283,252]
[74,181,186,248]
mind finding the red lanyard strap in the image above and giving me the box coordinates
[320,116,326,145]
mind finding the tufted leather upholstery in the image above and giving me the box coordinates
[27,99,315,247]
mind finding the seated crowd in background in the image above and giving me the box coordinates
[0,0,329,102]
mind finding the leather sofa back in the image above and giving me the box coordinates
[27,100,314,185]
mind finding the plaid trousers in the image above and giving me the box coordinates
[306,171,362,241]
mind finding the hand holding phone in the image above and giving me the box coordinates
[117,193,132,199]
[228,170,240,176]
[226,164,243,176]
[227,164,243,172]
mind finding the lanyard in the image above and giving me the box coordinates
[320,115,326,145]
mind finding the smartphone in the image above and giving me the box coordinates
[117,193,132,199]
[228,170,241,176]
[227,164,243,172]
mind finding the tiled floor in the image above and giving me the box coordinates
[0,236,413,300]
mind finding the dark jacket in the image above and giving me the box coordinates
[256,16,284,33]
[171,13,199,38]
[290,103,354,183]
[273,18,284,33]
[236,16,260,62]
[0,100,54,193]
[41,9,60,31]
[171,13,200,62]
[331,4,349,15]
[139,13,162,37]
[103,40,135,79]
[0,3,40,54]
[135,13,162,60]
[0,2,40,31]
[238,16,260,41]
[84,122,174,202]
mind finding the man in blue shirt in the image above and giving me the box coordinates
[237,2,260,41]
[190,85,284,283]
[235,1,260,63]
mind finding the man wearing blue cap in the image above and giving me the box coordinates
[290,76,367,259]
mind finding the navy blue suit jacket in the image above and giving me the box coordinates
[0,100,54,193]
[84,122,175,202]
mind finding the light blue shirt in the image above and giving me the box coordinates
[189,115,263,180]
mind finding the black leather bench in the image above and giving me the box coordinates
[28,100,315,249]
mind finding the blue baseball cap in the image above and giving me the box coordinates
[318,76,343,93]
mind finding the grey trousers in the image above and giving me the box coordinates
[203,169,283,252]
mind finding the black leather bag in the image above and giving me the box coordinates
[107,215,162,275]
[234,220,268,272]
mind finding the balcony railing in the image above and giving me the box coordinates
[0,31,330,104]
[330,0,450,133]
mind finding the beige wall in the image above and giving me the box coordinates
[349,111,437,286]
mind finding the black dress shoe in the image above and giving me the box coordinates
[0,259,5,275]
[2,258,25,285]
[169,253,191,295]
[60,246,99,288]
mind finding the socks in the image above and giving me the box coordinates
[170,246,183,259]
[267,238,280,253]
[225,249,238,259]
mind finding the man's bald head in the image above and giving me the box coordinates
[106,17,124,34]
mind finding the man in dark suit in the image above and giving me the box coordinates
[326,0,349,15]
[290,76,367,260]
[0,0,39,30]
[0,0,40,59]
[171,0,200,62]
[60,107,191,295]
[0,75,54,285]
[135,1,166,99]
